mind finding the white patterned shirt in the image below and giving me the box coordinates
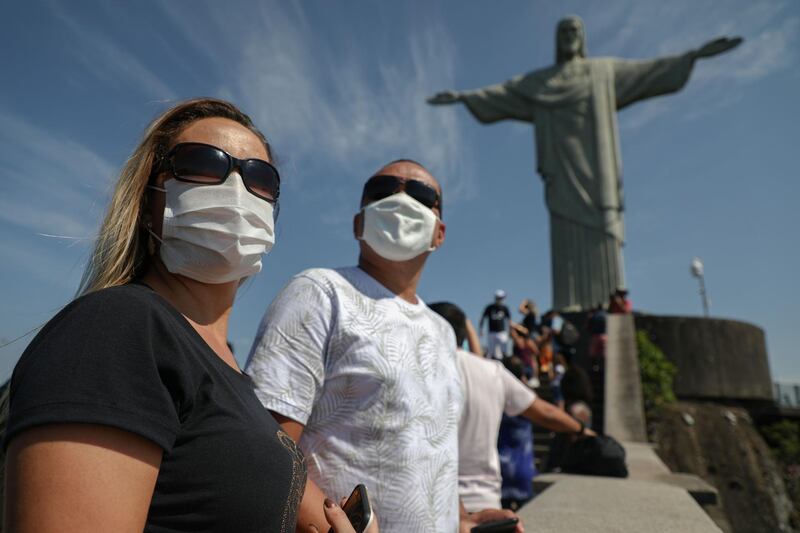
[245,267,463,533]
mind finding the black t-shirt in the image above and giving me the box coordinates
[562,365,594,408]
[482,303,511,332]
[521,312,538,336]
[5,284,306,533]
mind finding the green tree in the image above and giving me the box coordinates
[760,419,800,465]
[637,330,677,417]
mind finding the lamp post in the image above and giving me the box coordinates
[690,257,710,317]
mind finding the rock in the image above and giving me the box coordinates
[653,402,798,532]
[722,410,738,426]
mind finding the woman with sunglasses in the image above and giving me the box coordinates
[3,98,361,533]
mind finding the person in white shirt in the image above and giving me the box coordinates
[428,301,595,512]
[246,160,520,533]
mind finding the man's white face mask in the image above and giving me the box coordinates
[148,172,276,283]
[358,192,438,262]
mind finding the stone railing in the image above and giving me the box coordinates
[774,381,800,408]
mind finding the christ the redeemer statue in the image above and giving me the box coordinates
[429,16,741,311]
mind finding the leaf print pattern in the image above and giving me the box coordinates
[245,267,463,533]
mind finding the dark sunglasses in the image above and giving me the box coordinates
[362,175,442,214]
[154,142,280,204]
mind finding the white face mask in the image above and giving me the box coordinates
[149,172,276,284]
[359,192,439,262]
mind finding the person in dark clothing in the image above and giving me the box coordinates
[518,299,539,338]
[510,323,539,385]
[480,290,512,359]
[3,99,358,533]
[587,305,608,372]
[543,401,593,473]
[561,353,594,413]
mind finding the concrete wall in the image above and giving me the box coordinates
[634,314,772,401]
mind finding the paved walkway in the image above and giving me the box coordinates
[519,476,721,532]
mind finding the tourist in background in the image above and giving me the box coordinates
[587,304,608,372]
[518,299,539,338]
[608,287,632,314]
[430,301,594,514]
[510,322,539,387]
[498,356,538,511]
[481,290,512,359]
[551,353,567,410]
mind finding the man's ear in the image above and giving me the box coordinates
[432,219,446,248]
[353,211,363,239]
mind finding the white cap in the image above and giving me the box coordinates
[495,289,506,299]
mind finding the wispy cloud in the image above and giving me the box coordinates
[158,1,475,204]
[595,0,799,132]
[49,1,177,100]
[0,231,86,291]
[0,110,114,256]
[693,17,799,83]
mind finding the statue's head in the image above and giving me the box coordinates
[556,15,587,63]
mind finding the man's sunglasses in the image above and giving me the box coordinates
[153,142,280,204]
[362,175,442,214]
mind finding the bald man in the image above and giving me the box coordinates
[246,160,519,533]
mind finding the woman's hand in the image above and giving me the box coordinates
[309,498,379,533]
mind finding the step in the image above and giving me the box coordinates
[533,471,718,506]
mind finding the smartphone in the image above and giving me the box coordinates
[471,517,519,533]
[341,484,374,533]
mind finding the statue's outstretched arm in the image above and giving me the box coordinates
[691,36,743,60]
[427,90,462,105]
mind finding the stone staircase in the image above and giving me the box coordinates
[530,373,554,473]
[530,351,605,474]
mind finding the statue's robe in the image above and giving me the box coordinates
[460,54,695,310]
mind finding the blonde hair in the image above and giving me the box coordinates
[76,98,272,296]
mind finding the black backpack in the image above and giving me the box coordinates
[556,319,580,347]
[560,435,628,478]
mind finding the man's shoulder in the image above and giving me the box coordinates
[457,349,503,374]
[296,266,383,293]
[285,266,359,293]
[292,266,341,283]
[424,307,458,339]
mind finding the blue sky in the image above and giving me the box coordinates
[1,0,798,383]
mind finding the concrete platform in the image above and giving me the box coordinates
[533,440,717,504]
[534,471,718,506]
[519,476,722,532]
